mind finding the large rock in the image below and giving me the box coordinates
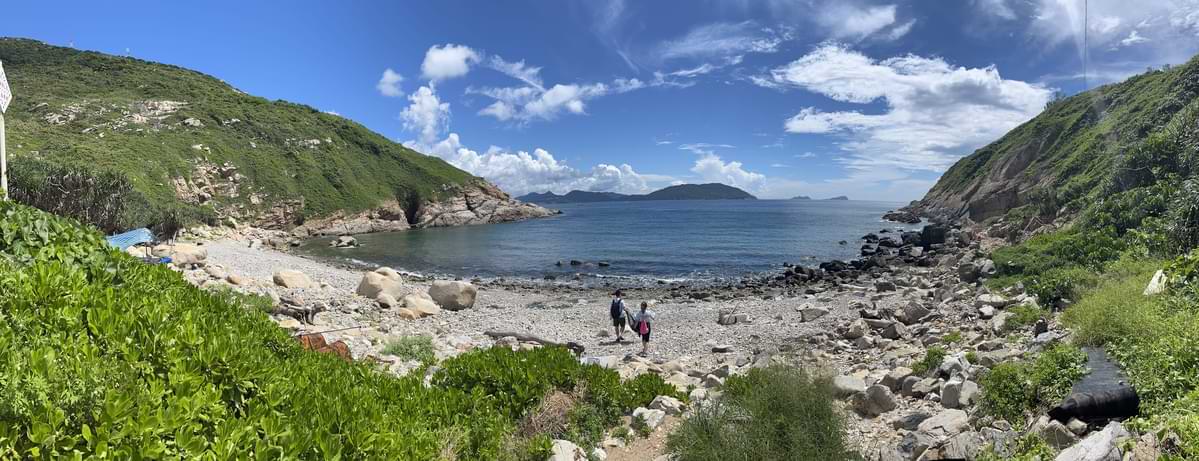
[163,243,208,267]
[833,375,867,398]
[403,294,441,317]
[918,409,970,438]
[649,395,685,415]
[801,306,830,322]
[428,281,478,311]
[895,302,931,325]
[1143,270,1166,296]
[881,367,914,391]
[356,268,405,299]
[940,378,979,409]
[975,293,1013,308]
[1054,422,1130,461]
[272,270,312,288]
[843,319,869,339]
[633,407,666,430]
[1035,417,1079,449]
[549,439,587,461]
[852,385,897,417]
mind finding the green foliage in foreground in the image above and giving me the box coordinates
[666,365,855,461]
[0,201,677,460]
[0,38,476,226]
[977,344,1087,426]
[911,346,946,376]
[977,434,1056,461]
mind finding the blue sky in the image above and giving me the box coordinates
[4,1,1198,200]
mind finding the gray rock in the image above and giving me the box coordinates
[801,306,830,322]
[896,302,932,325]
[853,385,897,417]
[1067,418,1089,436]
[428,280,478,311]
[881,367,914,391]
[844,319,869,339]
[1054,422,1129,461]
[833,375,868,398]
[1143,269,1166,296]
[917,409,970,438]
[272,270,312,289]
[978,305,995,319]
[711,344,735,353]
[632,407,666,430]
[940,378,979,409]
[933,431,983,460]
[549,439,586,461]
[975,293,1012,308]
[880,322,908,340]
[649,395,685,415]
[938,353,971,377]
[892,412,931,431]
[1038,418,1079,449]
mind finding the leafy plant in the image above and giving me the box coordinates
[911,347,947,376]
[977,344,1087,426]
[382,335,436,364]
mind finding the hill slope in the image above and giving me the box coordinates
[518,183,757,204]
[915,55,1199,224]
[0,38,550,234]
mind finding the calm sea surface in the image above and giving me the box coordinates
[297,200,920,281]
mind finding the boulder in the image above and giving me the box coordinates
[801,306,830,322]
[958,262,980,283]
[165,243,208,267]
[933,431,984,460]
[649,395,685,415]
[917,409,970,438]
[1034,417,1079,449]
[397,308,420,320]
[549,439,587,461]
[403,294,441,317]
[876,280,897,292]
[921,225,948,247]
[880,322,908,340]
[356,269,405,299]
[938,353,971,378]
[975,293,1012,308]
[852,385,897,417]
[273,270,312,289]
[895,302,931,325]
[376,293,399,308]
[633,407,666,430]
[978,305,996,319]
[428,281,478,311]
[843,319,869,339]
[226,273,250,286]
[881,367,914,391]
[1054,422,1129,461]
[940,378,978,409]
[330,235,357,248]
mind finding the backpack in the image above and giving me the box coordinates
[610,298,624,319]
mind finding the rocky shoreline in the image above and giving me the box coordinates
[141,214,1125,460]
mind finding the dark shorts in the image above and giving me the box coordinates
[612,316,626,328]
[640,325,651,342]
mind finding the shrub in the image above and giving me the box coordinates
[382,335,436,363]
[911,347,947,376]
[942,330,963,344]
[1167,178,1199,253]
[1003,304,1048,332]
[977,434,1056,461]
[978,344,1087,426]
[667,365,854,461]
[1063,261,1163,346]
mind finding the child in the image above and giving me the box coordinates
[609,290,627,342]
[630,301,656,356]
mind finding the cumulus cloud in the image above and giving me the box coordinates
[408,133,667,196]
[376,68,404,97]
[762,43,1052,177]
[400,85,451,145]
[421,44,481,81]
[690,153,765,190]
[470,75,665,122]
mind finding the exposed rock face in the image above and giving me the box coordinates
[415,182,557,228]
[294,181,556,236]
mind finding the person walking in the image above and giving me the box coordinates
[631,301,656,356]
[609,290,628,342]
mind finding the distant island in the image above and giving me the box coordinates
[519,183,757,204]
[791,195,812,200]
[825,196,850,201]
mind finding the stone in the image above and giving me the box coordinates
[226,274,249,286]
[938,353,971,378]
[397,308,420,320]
[978,305,996,319]
[164,243,208,267]
[649,395,685,415]
[976,293,1012,308]
[204,265,227,280]
[801,306,830,322]
[917,409,970,438]
[843,319,868,339]
[711,344,735,353]
[958,262,980,283]
[272,270,312,289]
[356,269,405,299]
[1067,418,1088,436]
[911,378,940,398]
[1038,418,1079,449]
[833,375,867,398]
[940,378,978,409]
[330,235,357,248]
[880,322,908,340]
[1054,422,1129,461]
[549,439,586,461]
[876,280,897,292]
[1143,270,1167,296]
[403,294,441,317]
[632,407,666,430]
[892,412,931,431]
[591,448,607,461]
[896,302,931,325]
[934,431,983,460]
[991,312,1014,334]
[881,367,914,391]
[376,293,399,308]
[427,281,478,311]
[852,385,897,417]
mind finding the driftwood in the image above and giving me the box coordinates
[485,331,585,354]
[272,302,326,324]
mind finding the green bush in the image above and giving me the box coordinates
[911,347,947,376]
[0,201,680,459]
[978,344,1087,426]
[1063,262,1164,346]
[381,335,436,364]
[1003,304,1049,332]
[666,365,855,461]
[990,228,1124,302]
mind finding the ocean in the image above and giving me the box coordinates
[296,199,921,282]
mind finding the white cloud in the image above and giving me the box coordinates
[400,85,451,145]
[1119,30,1151,47]
[765,43,1052,178]
[973,0,1017,20]
[487,55,544,90]
[376,68,404,97]
[655,140,674,145]
[770,163,790,168]
[421,44,481,81]
[408,133,668,196]
[690,153,765,190]
[471,76,659,122]
[817,3,910,41]
[795,152,817,158]
[678,143,736,155]
[654,21,785,63]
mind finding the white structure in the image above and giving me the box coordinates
[0,59,10,197]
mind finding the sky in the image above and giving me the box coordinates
[3,1,1198,201]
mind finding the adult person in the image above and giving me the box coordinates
[609,290,628,342]
[630,301,656,356]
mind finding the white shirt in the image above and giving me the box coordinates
[632,310,656,325]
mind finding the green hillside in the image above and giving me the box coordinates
[0,38,475,229]
[919,55,1199,224]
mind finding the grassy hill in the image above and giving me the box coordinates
[0,38,476,230]
[518,183,756,204]
[918,55,1199,224]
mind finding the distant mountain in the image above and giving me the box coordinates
[518,183,757,204]
[825,196,850,201]
[791,195,812,200]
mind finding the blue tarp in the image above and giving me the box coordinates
[106,228,155,251]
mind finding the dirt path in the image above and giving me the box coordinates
[605,416,681,461]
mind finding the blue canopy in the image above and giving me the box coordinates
[106,228,155,251]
